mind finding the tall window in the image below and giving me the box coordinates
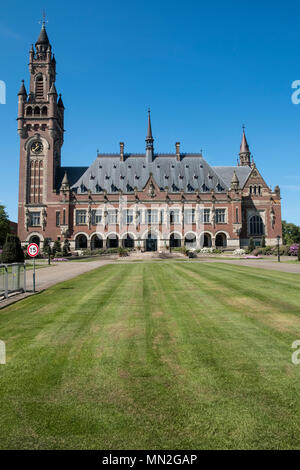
[146,210,158,224]
[215,209,226,224]
[236,208,239,223]
[30,212,41,226]
[170,209,180,224]
[91,210,102,225]
[123,209,133,224]
[35,76,44,99]
[200,208,210,223]
[76,210,87,225]
[249,215,264,235]
[56,212,60,226]
[185,209,195,224]
[108,210,118,224]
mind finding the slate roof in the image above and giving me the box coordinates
[69,154,244,195]
[213,166,252,188]
[56,166,88,189]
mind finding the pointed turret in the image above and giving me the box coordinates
[60,171,70,191]
[145,109,154,162]
[36,22,50,47]
[18,80,27,97]
[239,127,251,166]
[231,170,240,190]
[57,94,64,108]
[48,82,57,95]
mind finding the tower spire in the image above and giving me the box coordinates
[145,108,154,162]
[146,108,153,142]
[239,125,251,166]
[36,10,49,47]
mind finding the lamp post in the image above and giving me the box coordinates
[276,235,281,262]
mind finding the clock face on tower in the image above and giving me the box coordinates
[31,141,43,155]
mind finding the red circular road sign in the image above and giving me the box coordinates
[27,243,39,258]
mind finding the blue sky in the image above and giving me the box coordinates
[1,0,300,223]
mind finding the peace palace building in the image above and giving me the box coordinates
[17,23,282,252]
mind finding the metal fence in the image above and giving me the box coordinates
[0,264,26,300]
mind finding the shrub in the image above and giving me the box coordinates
[53,251,63,258]
[298,245,300,262]
[2,234,24,263]
[52,239,61,257]
[289,244,299,257]
[233,249,246,256]
[200,247,213,254]
[261,236,266,248]
[118,246,129,257]
[248,238,255,253]
[43,237,52,257]
[63,239,71,257]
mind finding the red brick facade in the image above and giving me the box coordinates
[17,25,282,252]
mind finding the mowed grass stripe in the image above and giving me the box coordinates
[0,262,299,449]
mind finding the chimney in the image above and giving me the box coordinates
[120,142,124,161]
[176,142,180,161]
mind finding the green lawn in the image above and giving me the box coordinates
[0,262,300,450]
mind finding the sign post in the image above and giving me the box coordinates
[27,243,39,293]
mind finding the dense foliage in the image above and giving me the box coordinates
[282,220,300,245]
[0,205,11,248]
[1,234,24,264]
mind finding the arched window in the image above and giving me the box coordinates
[34,106,40,116]
[26,106,32,116]
[35,76,44,99]
[41,106,48,116]
[249,215,264,235]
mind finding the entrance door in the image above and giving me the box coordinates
[146,234,157,251]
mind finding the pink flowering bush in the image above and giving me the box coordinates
[289,244,299,256]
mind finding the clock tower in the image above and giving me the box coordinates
[17,18,65,245]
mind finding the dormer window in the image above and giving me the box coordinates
[202,184,209,192]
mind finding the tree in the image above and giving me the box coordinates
[43,238,52,256]
[2,234,24,263]
[248,238,255,252]
[282,221,300,245]
[63,239,70,256]
[0,205,11,248]
[52,239,61,257]
[298,245,300,262]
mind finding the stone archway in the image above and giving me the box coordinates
[75,234,88,250]
[184,233,196,249]
[91,234,103,250]
[123,234,135,249]
[29,235,41,246]
[170,233,181,248]
[215,232,227,248]
[106,234,119,249]
[145,232,157,252]
[203,233,212,248]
